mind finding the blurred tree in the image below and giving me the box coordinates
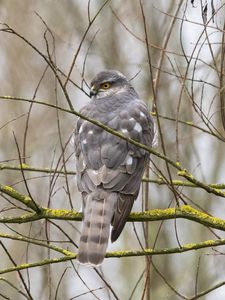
[0,0,225,299]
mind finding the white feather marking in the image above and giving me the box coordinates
[88,130,93,134]
[82,139,87,144]
[134,122,142,133]
[91,170,99,175]
[122,128,129,134]
[140,112,145,118]
[126,155,133,165]
[82,159,86,168]
[79,124,84,134]
[129,117,135,121]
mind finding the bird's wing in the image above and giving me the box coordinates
[109,99,154,241]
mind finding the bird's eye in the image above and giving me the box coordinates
[101,82,111,89]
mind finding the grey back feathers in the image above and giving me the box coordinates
[75,70,154,265]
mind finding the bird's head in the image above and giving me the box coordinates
[89,70,131,99]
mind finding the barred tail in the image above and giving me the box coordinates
[77,190,117,266]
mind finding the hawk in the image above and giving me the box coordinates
[75,70,154,265]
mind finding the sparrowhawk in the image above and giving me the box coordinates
[75,70,155,265]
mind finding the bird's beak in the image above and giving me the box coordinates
[90,86,97,97]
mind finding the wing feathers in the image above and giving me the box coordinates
[111,194,135,242]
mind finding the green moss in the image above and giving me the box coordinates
[179,205,225,229]
[153,208,175,217]
[182,243,196,249]
[2,185,14,193]
[180,205,212,221]
[50,209,72,216]
[61,249,74,256]
[130,207,176,222]
[17,263,30,269]
[201,240,215,245]
[186,121,193,125]
[214,189,225,196]
[42,208,82,220]
[177,169,188,176]
[19,163,30,169]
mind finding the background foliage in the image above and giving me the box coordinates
[0,0,225,299]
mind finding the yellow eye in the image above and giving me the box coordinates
[101,82,111,89]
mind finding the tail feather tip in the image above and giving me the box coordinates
[77,252,104,266]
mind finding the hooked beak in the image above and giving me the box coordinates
[90,86,97,97]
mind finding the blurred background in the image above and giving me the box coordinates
[0,0,225,299]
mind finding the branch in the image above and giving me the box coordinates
[1,238,225,275]
[189,280,225,300]
[143,178,225,189]
[129,205,225,231]
[0,183,41,212]
[1,164,225,189]
[1,201,225,234]
[0,233,74,256]
[107,238,225,259]
[0,163,76,175]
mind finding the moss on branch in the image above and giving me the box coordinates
[106,238,225,258]
[0,181,225,232]
[1,238,225,275]
[1,205,225,234]
[0,184,41,211]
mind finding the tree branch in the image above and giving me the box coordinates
[1,238,225,275]
[0,183,41,212]
[1,164,225,189]
[1,199,225,234]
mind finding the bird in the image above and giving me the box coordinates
[74,70,155,265]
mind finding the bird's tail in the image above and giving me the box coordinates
[77,190,117,266]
